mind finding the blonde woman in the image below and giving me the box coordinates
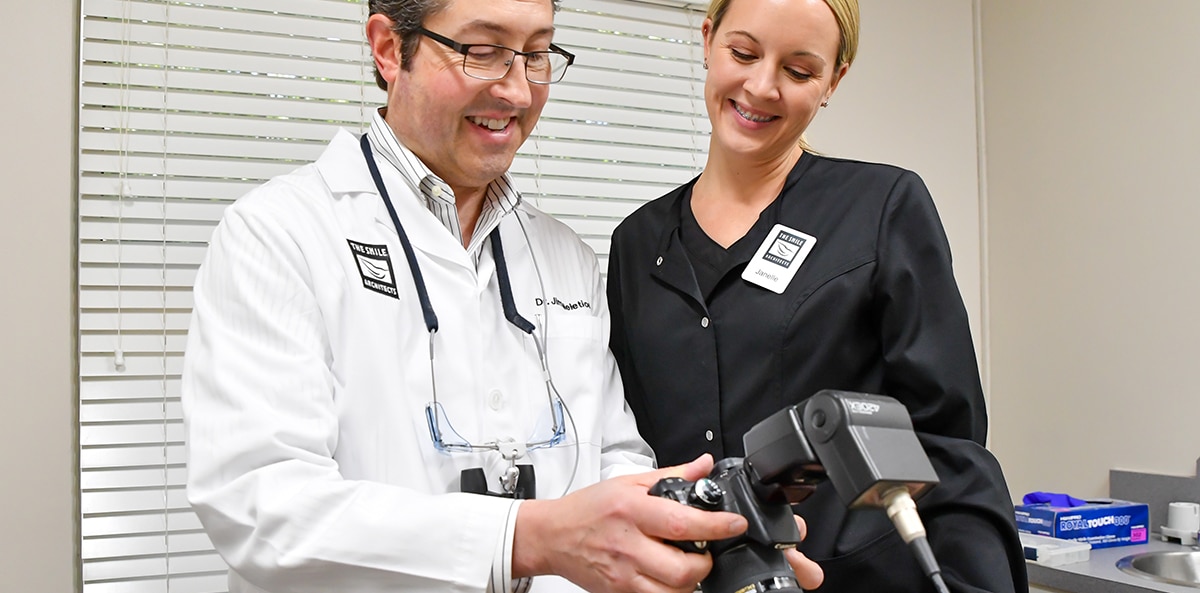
[608,0,1027,591]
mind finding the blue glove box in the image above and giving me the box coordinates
[1015,498,1150,549]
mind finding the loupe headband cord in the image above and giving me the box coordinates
[360,134,438,333]
[488,227,536,334]
[361,133,555,440]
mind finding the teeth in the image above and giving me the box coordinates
[733,102,775,123]
[469,116,509,131]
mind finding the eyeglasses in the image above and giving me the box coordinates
[425,397,566,457]
[361,132,569,481]
[418,27,575,84]
[422,333,567,459]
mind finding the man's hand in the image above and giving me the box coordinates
[513,454,745,593]
[786,515,823,591]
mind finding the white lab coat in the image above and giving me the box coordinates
[183,129,655,593]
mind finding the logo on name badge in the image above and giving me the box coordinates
[347,239,399,299]
[764,231,808,268]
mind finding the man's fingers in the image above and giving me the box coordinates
[785,548,824,591]
[624,543,712,593]
[629,572,703,593]
[784,514,822,588]
[625,454,750,546]
[631,453,715,488]
[640,495,747,542]
[669,453,715,481]
[793,515,808,541]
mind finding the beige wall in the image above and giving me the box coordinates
[0,1,80,591]
[820,0,1200,503]
[809,0,985,358]
[982,0,1200,498]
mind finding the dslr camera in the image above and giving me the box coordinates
[650,390,940,593]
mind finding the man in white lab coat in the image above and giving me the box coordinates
[182,0,825,592]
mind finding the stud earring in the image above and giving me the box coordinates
[821,101,829,107]
[703,59,708,70]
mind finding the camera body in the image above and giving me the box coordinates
[650,457,809,593]
[651,390,940,593]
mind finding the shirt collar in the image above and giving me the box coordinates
[365,109,522,255]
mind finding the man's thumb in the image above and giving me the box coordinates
[665,453,715,481]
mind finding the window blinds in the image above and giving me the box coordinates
[77,0,707,591]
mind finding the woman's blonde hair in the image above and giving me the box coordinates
[706,0,859,70]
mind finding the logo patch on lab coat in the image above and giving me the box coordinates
[347,239,398,299]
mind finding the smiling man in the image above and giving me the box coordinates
[180,1,824,592]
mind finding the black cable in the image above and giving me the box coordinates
[882,487,951,593]
[908,535,951,593]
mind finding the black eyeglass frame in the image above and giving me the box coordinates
[417,27,575,84]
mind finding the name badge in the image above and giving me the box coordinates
[741,224,816,294]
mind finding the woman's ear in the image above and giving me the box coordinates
[701,17,714,65]
[825,62,850,104]
[366,14,402,88]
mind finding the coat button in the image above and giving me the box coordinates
[488,389,504,410]
[700,317,709,328]
[656,256,663,266]
[705,430,714,441]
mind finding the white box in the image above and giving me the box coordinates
[1020,532,1092,566]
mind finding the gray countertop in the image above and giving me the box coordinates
[1027,537,1199,593]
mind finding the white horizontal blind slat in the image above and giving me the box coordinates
[78,1,376,590]
[78,1,707,591]
[517,0,708,242]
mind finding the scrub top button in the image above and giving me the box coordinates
[705,430,714,441]
[701,317,710,328]
[487,389,503,410]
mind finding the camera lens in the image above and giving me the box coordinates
[704,542,803,593]
[758,576,803,592]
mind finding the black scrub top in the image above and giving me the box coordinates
[607,153,1028,593]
